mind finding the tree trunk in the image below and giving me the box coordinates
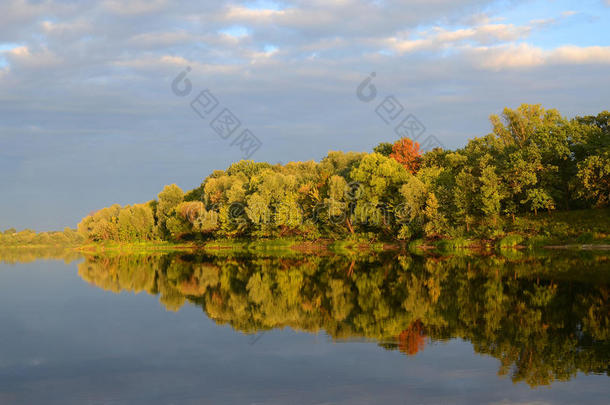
[347,260,355,277]
[346,218,354,234]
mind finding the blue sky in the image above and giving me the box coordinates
[1,0,609,230]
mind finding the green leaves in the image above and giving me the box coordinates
[521,188,555,215]
[71,105,610,244]
[576,151,610,208]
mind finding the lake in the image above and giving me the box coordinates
[0,249,608,404]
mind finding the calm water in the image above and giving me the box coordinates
[0,249,608,404]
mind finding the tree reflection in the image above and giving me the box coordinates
[397,320,427,355]
[74,250,609,387]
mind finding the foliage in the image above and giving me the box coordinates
[373,142,393,157]
[576,151,610,208]
[389,137,421,174]
[498,234,524,249]
[20,104,605,246]
[0,227,84,247]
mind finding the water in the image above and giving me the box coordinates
[0,249,608,404]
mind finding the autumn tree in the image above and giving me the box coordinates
[389,137,422,174]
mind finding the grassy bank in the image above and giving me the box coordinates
[3,208,609,255]
[408,207,610,253]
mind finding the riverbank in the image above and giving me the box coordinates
[72,207,610,254]
[2,208,609,255]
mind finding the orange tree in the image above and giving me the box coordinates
[389,137,422,174]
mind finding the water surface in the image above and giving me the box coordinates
[0,249,608,404]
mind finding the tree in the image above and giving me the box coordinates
[389,138,421,174]
[490,104,567,152]
[156,184,184,239]
[350,153,410,232]
[498,147,541,216]
[490,104,571,209]
[479,164,503,225]
[454,169,477,231]
[319,151,365,178]
[246,193,271,230]
[373,142,393,157]
[324,175,351,234]
[576,152,610,207]
[117,203,155,241]
[77,204,121,241]
[423,193,447,238]
[398,176,428,236]
[66,105,610,244]
[521,188,555,215]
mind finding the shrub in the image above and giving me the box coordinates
[498,234,524,249]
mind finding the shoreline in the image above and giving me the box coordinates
[2,239,610,253]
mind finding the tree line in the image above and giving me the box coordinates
[76,104,609,243]
[0,227,84,247]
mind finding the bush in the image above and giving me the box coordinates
[576,232,594,244]
[525,235,550,249]
[498,234,524,249]
[436,237,470,252]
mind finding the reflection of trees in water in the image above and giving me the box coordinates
[76,251,610,387]
[398,320,427,355]
[0,247,82,264]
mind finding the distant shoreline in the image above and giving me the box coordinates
[2,239,610,254]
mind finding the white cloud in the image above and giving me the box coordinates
[471,44,610,70]
[386,23,531,54]
[224,5,287,21]
[550,45,610,64]
[4,46,63,69]
[470,43,545,69]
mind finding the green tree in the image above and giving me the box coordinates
[373,142,393,157]
[576,152,610,207]
[156,184,184,239]
[479,164,503,225]
[349,153,410,232]
[454,169,477,232]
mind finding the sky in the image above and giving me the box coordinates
[1,0,609,231]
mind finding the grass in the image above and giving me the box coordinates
[76,240,199,253]
[512,207,610,247]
